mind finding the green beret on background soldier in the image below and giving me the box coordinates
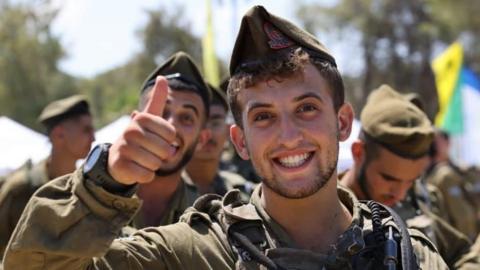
[184,82,254,201]
[3,5,448,269]
[0,95,94,260]
[340,85,480,269]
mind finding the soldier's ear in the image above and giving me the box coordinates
[196,128,212,151]
[351,140,365,164]
[337,103,354,142]
[49,125,65,141]
[230,125,250,160]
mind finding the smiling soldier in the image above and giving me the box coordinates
[3,5,447,270]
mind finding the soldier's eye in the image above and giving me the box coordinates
[179,113,195,125]
[253,112,273,122]
[297,104,317,113]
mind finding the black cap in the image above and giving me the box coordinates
[141,51,211,117]
[208,82,228,110]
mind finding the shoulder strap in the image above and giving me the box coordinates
[182,191,278,269]
[228,220,278,269]
[368,201,419,270]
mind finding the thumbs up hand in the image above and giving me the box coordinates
[108,76,177,185]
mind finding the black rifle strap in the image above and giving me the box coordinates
[383,204,419,270]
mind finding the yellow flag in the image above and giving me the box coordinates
[202,0,220,87]
[432,42,463,126]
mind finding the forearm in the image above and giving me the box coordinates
[3,168,141,270]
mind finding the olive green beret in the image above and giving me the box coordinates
[208,83,227,110]
[38,95,90,130]
[229,5,336,75]
[360,85,434,158]
[141,51,211,117]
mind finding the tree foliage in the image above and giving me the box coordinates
[0,0,76,130]
[0,2,206,129]
[297,0,480,119]
[81,6,204,127]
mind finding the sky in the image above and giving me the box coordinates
[49,0,358,78]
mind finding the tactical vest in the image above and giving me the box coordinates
[184,190,420,270]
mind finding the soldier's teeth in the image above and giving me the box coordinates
[278,153,310,168]
[171,142,179,148]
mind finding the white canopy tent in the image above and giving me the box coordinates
[93,115,130,147]
[0,116,50,176]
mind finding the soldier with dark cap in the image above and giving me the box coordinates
[340,85,480,269]
[184,83,254,201]
[121,51,211,228]
[4,6,447,269]
[0,95,94,259]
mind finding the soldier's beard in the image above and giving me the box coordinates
[155,142,197,177]
[357,162,373,200]
[253,139,339,199]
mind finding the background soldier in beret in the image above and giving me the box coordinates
[184,83,254,201]
[0,95,94,260]
[424,128,479,241]
[125,51,211,228]
[3,6,448,269]
[340,85,480,269]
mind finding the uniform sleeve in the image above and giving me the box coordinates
[409,229,449,270]
[93,222,234,270]
[429,168,478,240]
[428,213,480,270]
[0,171,30,257]
[425,184,451,223]
[2,168,235,270]
[2,168,140,269]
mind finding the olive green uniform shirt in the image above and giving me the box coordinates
[424,161,479,240]
[409,180,450,222]
[3,168,448,269]
[462,166,480,221]
[182,170,255,202]
[394,187,480,270]
[0,159,49,257]
[405,212,480,270]
[131,179,199,228]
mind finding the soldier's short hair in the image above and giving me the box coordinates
[228,48,345,128]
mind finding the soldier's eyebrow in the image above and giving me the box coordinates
[183,104,199,117]
[293,92,324,103]
[380,172,417,183]
[246,102,273,114]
